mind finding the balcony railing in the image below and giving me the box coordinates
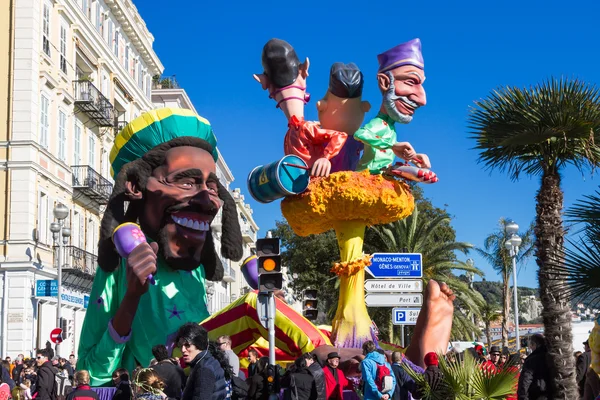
[72,165,113,205]
[152,75,180,90]
[242,225,257,243]
[54,245,97,292]
[73,80,115,127]
[115,120,129,133]
[221,256,235,283]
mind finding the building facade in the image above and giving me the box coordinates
[0,0,163,357]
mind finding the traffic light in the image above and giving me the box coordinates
[67,319,74,339]
[60,318,68,339]
[266,363,279,394]
[257,238,282,292]
[302,289,318,321]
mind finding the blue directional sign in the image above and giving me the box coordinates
[366,253,422,278]
[393,308,421,325]
[36,280,58,297]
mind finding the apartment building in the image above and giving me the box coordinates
[0,0,163,357]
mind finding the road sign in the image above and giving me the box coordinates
[364,293,423,307]
[393,308,421,325]
[365,279,422,293]
[366,253,423,278]
[50,328,63,344]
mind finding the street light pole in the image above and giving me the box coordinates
[505,221,522,352]
[50,203,69,357]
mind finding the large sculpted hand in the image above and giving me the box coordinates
[126,242,158,297]
[392,142,416,160]
[412,153,431,169]
[311,157,332,177]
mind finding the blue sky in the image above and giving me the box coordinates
[136,0,599,289]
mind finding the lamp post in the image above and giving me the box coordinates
[49,203,70,357]
[505,221,522,352]
[466,259,475,341]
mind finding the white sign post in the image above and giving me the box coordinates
[364,293,423,307]
[364,279,422,293]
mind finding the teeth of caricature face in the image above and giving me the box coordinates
[171,215,209,232]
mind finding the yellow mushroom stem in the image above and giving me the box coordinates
[329,220,377,348]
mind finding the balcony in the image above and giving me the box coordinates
[54,245,97,292]
[221,256,235,283]
[152,75,180,90]
[115,120,129,133]
[72,165,113,205]
[242,225,256,243]
[73,80,115,127]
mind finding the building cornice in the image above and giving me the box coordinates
[104,0,164,75]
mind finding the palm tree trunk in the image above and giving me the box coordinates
[535,171,577,397]
[485,322,492,350]
[502,273,510,349]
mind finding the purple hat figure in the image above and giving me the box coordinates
[377,38,424,73]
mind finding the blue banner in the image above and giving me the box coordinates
[35,280,89,309]
[36,280,58,297]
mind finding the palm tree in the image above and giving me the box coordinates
[476,218,534,348]
[479,303,502,349]
[403,350,518,399]
[365,205,485,341]
[468,77,600,397]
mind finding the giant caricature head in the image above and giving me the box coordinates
[98,108,243,280]
[376,38,426,124]
[317,62,371,135]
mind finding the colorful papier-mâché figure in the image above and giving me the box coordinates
[319,62,372,173]
[76,108,243,386]
[253,39,348,178]
[354,38,432,176]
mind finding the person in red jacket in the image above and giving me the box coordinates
[66,371,98,400]
[322,352,352,400]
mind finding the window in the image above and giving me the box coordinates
[38,191,49,244]
[124,46,129,70]
[102,149,109,178]
[145,75,151,98]
[74,122,82,165]
[113,30,119,57]
[107,20,113,47]
[88,134,95,168]
[102,72,108,95]
[60,24,67,74]
[130,57,135,77]
[82,0,91,18]
[71,211,80,248]
[138,65,143,88]
[42,2,51,56]
[39,94,49,149]
[95,2,101,31]
[58,110,66,161]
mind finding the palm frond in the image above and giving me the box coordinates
[469,77,600,180]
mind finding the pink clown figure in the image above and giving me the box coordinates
[253,39,348,178]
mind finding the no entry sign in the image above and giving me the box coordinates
[50,328,63,344]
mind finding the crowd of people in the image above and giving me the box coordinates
[1,331,598,400]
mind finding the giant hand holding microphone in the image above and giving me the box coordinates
[113,222,156,285]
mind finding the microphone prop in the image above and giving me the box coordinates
[241,255,258,290]
[112,222,156,285]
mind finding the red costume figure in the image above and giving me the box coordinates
[322,352,352,400]
[254,38,347,177]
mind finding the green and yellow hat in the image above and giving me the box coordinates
[109,107,218,179]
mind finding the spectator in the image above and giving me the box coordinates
[66,371,98,400]
[68,356,77,371]
[132,369,165,400]
[11,384,26,400]
[111,369,132,400]
[246,357,269,400]
[176,323,232,400]
[13,355,25,384]
[59,359,74,383]
[517,334,554,400]
[303,353,325,400]
[56,365,72,400]
[216,336,240,378]
[390,352,416,400]
[33,349,57,400]
[21,379,33,400]
[414,353,442,400]
[280,356,316,400]
[1,360,15,390]
[150,345,186,400]
[578,339,592,397]
[583,366,600,400]
[360,341,396,400]
[322,352,351,400]
[247,350,259,377]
